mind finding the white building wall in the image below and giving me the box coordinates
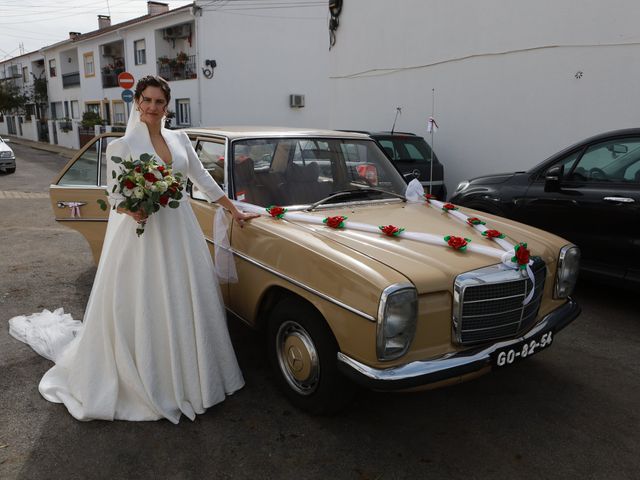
[329,0,640,196]
[195,2,329,127]
[43,41,83,120]
[74,9,198,127]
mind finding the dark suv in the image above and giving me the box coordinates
[344,131,446,200]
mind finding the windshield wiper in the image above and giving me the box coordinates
[306,188,406,211]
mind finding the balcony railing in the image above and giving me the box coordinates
[157,55,197,82]
[62,72,80,88]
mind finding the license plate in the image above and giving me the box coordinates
[492,331,554,368]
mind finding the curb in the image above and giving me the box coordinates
[6,136,78,159]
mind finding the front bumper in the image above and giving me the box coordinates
[0,157,15,168]
[337,298,580,391]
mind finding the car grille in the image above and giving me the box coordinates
[453,257,546,345]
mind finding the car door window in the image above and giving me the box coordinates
[59,138,102,186]
[377,139,397,160]
[196,140,226,188]
[99,136,119,186]
[568,138,640,182]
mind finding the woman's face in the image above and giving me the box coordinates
[136,86,168,127]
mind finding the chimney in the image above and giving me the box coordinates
[98,15,111,30]
[69,32,81,40]
[148,1,169,16]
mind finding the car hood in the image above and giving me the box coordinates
[0,143,13,154]
[468,173,516,185]
[285,201,563,293]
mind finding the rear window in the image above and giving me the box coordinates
[377,137,439,164]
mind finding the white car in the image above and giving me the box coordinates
[0,137,16,174]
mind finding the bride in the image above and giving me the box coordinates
[9,75,258,423]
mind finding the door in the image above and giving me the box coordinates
[519,136,640,280]
[49,134,120,263]
[189,137,233,304]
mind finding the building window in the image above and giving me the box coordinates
[113,101,126,125]
[49,59,56,77]
[85,102,101,116]
[83,52,95,77]
[71,100,79,119]
[176,99,191,126]
[51,101,63,119]
[22,66,29,83]
[134,39,146,65]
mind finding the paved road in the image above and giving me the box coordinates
[1,144,639,480]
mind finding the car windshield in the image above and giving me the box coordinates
[376,136,439,164]
[229,137,408,207]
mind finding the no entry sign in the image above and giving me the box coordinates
[118,72,135,90]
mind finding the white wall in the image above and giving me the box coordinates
[329,0,640,196]
[196,2,329,128]
[74,10,198,126]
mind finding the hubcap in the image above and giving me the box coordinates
[276,321,319,395]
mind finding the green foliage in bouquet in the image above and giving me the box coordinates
[97,153,185,236]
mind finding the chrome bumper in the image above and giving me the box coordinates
[337,298,580,391]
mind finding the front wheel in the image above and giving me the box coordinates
[267,297,356,415]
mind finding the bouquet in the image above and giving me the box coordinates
[98,153,185,236]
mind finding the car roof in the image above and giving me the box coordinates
[184,126,372,140]
[338,130,418,137]
[531,127,640,172]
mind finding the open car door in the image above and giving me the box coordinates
[49,133,122,263]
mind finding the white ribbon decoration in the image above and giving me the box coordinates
[213,181,536,303]
[67,202,83,218]
[407,179,535,304]
[213,207,238,284]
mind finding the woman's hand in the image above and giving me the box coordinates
[117,207,148,223]
[233,210,260,228]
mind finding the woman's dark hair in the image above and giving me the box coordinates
[134,75,171,103]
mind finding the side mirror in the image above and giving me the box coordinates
[544,164,564,192]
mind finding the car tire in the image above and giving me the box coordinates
[5,167,15,174]
[267,296,356,415]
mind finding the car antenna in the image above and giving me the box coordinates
[427,89,437,197]
[391,107,401,134]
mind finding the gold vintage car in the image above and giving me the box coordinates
[50,127,581,414]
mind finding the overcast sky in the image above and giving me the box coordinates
[0,0,193,60]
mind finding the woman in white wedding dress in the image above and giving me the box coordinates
[9,76,258,423]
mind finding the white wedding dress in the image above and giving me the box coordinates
[9,110,244,423]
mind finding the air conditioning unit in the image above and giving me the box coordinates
[289,94,305,108]
[101,45,114,57]
[164,24,191,39]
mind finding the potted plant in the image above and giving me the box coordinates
[176,51,189,65]
[157,56,170,65]
[60,117,73,132]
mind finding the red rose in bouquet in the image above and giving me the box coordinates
[97,153,185,236]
